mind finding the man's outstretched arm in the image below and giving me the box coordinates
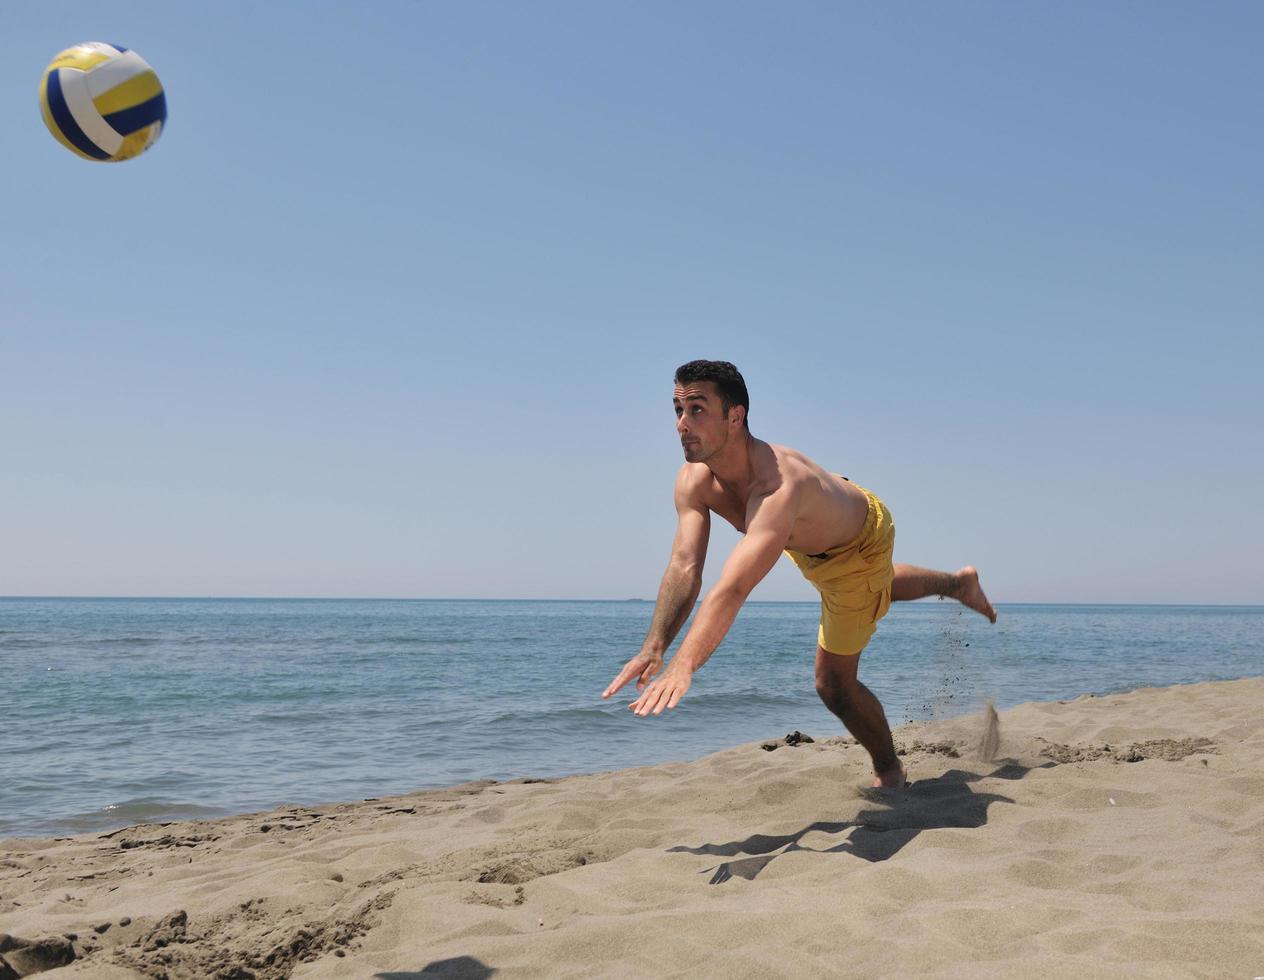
[602,473,710,699]
[627,483,797,716]
[643,555,704,657]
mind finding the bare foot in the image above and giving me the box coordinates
[872,765,907,789]
[951,566,997,623]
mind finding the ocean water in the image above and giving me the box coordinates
[1,598,1260,839]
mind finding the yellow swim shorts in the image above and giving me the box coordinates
[784,483,895,656]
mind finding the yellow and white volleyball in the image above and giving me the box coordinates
[38,42,166,162]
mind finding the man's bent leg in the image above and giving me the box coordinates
[892,564,997,623]
[814,646,905,788]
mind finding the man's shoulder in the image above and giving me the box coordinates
[763,442,822,489]
[674,462,714,494]
[766,440,818,466]
[675,463,727,512]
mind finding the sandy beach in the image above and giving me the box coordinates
[3,676,1262,979]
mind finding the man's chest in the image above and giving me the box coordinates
[703,483,749,533]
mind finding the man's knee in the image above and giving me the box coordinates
[815,667,860,701]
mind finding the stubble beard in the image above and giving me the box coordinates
[682,427,728,465]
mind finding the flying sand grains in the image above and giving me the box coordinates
[976,699,1000,762]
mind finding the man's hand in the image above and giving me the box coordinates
[626,662,692,717]
[601,652,663,701]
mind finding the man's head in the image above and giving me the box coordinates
[672,360,750,463]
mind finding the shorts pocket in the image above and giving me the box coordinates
[867,573,892,623]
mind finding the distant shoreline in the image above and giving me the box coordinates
[3,596,1262,608]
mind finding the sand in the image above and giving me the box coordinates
[3,676,1263,979]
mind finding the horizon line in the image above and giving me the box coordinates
[1,595,1261,609]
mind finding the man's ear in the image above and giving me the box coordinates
[730,404,745,429]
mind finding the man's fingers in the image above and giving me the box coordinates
[640,682,671,717]
[627,672,687,717]
[630,681,657,714]
[604,658,653,698]
[605,657,662,699]
[602,666,635,699]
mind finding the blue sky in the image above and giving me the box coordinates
[3,2,1260,603]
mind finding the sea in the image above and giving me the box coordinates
[2,598,1261,839]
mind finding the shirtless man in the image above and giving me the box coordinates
[601,360,996,787]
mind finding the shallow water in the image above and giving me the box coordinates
[2,597,1260,838]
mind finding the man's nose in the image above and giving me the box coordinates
[676,415,688,434]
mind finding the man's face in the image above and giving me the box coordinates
[673,381,738,463]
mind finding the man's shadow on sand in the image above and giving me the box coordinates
[376,956,495,979]
[670,762,1046,884]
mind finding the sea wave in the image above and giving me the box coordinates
[0,799,231,839]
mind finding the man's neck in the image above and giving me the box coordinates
[705,431,757,493]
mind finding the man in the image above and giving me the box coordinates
[601,360,996,788]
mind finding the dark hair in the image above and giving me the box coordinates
[674,360,749,429]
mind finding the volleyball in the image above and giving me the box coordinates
[38,42,166,162]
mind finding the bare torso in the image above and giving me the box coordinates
[682,439,870,554]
